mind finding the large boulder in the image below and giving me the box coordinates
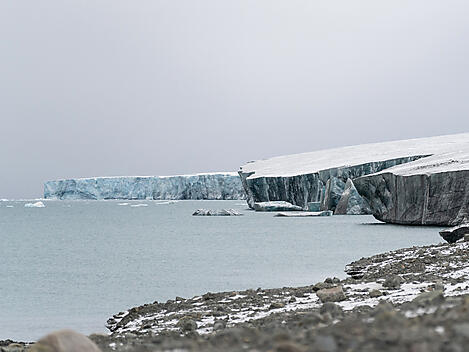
[316,286,346,303]
[334,178,371,215]
[29,330,102,352]
[440,224,469,243]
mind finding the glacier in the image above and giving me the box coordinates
[239,133,469,222]
[354,148,469,226]
[44,173,246,200]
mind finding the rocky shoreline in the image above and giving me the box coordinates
[5,239,469,351]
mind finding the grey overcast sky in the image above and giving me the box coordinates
[1,1,469,198]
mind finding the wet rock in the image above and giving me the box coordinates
[29,330,101,352]
[316,286,346,303]
[440,224,469,243]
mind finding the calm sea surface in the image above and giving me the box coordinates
[0,200,443,341]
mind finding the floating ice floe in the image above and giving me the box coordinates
[117,203,129,206]
[130,204,148,207]
[24,201,45,208]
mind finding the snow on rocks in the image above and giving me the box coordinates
[106,240,469,338]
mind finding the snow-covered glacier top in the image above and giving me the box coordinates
[44,172,245,200]
[240,133,469,178]
[372,149,469,176]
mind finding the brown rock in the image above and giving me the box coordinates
[316,286,346,303]
[29,330,101,352]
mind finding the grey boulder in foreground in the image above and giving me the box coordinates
[439,224,469,243]
[192,209,243,216]
[44,173,245,200]
[29,330,102,352]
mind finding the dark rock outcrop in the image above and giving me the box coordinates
[440,224,469,243]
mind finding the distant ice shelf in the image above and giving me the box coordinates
[44,173,246,200]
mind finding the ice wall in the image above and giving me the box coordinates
[44,173,246,200]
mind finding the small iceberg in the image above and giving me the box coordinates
[130,204,148,207]
[24,201,45,208]
[117,203,129,206]
[274,211,333,217]
[253,201,304,212]
[192,209,243,216]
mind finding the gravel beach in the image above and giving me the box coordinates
[5,240,469,351]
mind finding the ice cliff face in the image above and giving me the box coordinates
[239,133,469,219]
[44,173,246,200]
[354,149,469,226]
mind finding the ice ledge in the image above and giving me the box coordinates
[44,173,246,200]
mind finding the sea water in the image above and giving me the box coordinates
[0,200,443,341]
